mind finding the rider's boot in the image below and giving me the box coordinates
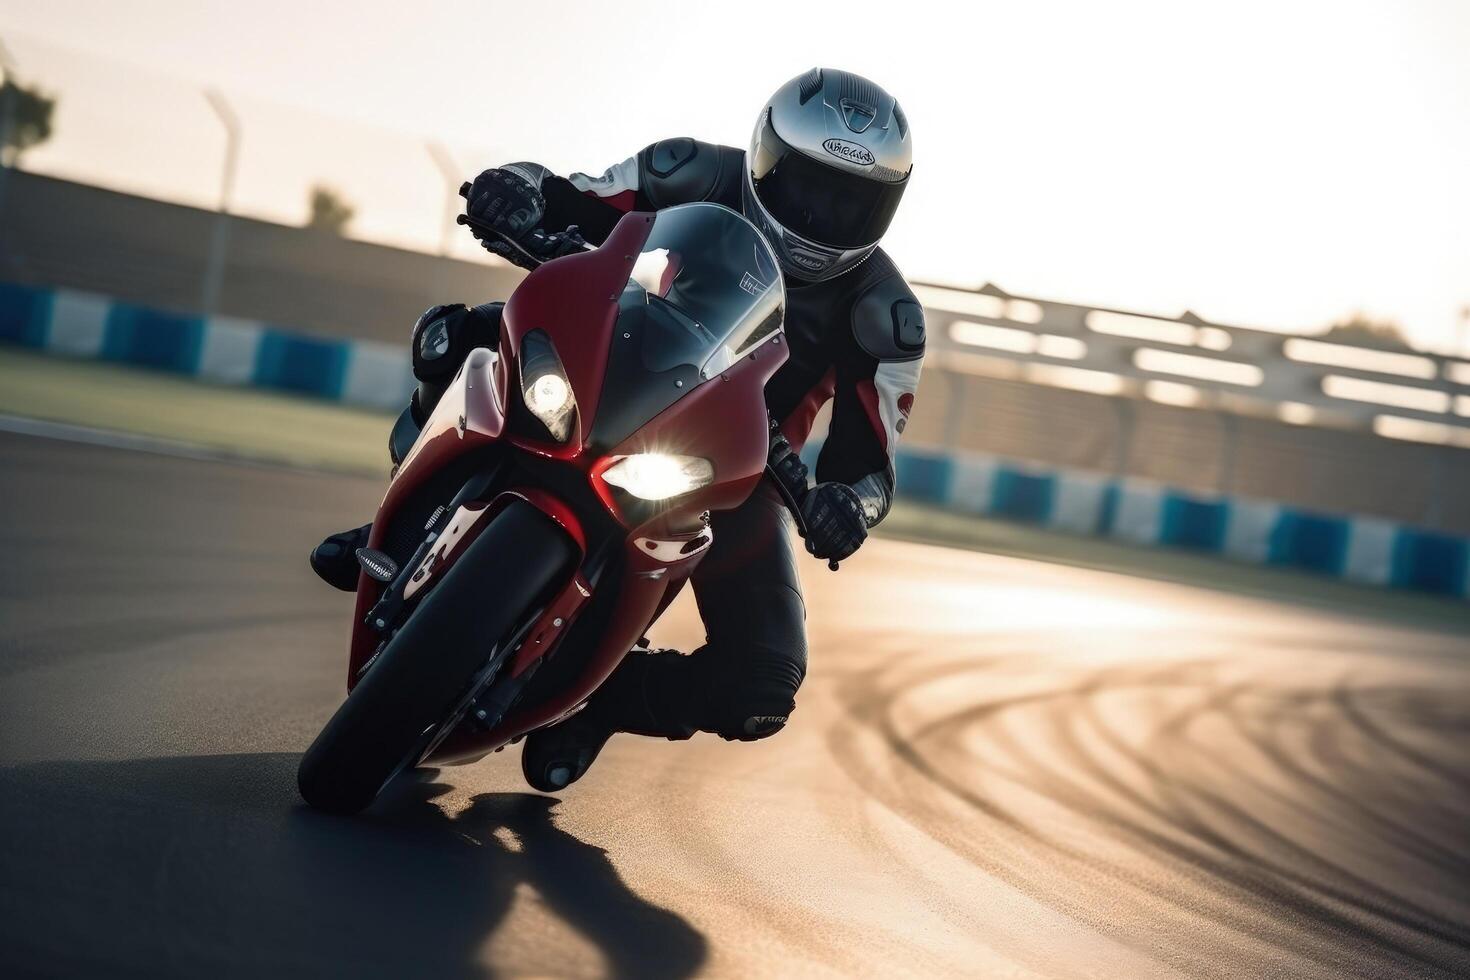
[309,400,427,592]
[309,523,372,592]
[521,649,695,792]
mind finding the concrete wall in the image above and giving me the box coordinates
[0,171,524,346]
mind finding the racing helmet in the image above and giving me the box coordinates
[743,68,912,282]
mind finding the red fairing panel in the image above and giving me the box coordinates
[499,213,658,460]
[347,348,507,684]
[403,487,587,603]
[432,331,789,758]
[507,570,593,679]
[347,210,790,762]
[347,214,658,684]
[602,330,790,529]
[485,331,791,742]
[471,535,691,752]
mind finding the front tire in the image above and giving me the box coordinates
[298,498,576,814]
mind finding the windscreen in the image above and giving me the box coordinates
[588,204,785,451]
[623,204,784,374]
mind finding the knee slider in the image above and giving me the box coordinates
[704,644,806,742]
[411,302,504,383]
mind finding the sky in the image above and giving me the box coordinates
[1,0,1468,352]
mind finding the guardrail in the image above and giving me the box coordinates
[0,280,412,409]
[890,444,1470,601]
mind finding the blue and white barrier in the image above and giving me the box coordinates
[0,280,414,410]
[892,448,1470,600]
[3,279,1467,600]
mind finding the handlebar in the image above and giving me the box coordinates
[456,180,595,269]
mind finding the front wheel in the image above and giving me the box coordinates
[298,498,576,814]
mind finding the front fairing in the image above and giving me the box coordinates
[498,213,657,459]
[350,208,790,741]
[500,204,785,461]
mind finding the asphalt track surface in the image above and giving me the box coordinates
[1,429,1468,979]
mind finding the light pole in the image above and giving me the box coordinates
[0,38,21,246]
[1424,305,1470,529]
[200,88,240,316]
[426,141,469,302]
[426,141,462,257]
[0,37,17,160]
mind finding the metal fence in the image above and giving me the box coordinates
[916,281,1470,444]
[0,32,509,295]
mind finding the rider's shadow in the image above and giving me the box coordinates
[0,754,708,980]
[378,776,710,979]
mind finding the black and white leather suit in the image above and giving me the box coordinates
[408,138,926,743]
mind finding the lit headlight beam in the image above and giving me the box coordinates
[526,373,571,415]
[601,453,714,501]
[522,373,576,441]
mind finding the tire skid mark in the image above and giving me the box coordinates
[826,645,1470,979]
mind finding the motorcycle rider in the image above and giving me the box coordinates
[311,68,925,792]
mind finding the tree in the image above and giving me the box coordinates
[1323,312,1410,350]
[0,77,56,167]
[307,184,355,236]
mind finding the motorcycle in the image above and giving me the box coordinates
[297,200,824,814]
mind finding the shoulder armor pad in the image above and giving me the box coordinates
[852,273,925,362]
[638,138,737,209]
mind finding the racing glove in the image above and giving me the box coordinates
[464,168,588,269]
[800,482,868,563]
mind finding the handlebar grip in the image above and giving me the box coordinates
[456,211,549,268]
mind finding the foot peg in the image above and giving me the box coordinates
[310,523,372,592]
[355,548,399,583]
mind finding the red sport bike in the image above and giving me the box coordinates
[298,202,816,814]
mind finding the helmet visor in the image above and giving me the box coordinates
[750,113,908,250]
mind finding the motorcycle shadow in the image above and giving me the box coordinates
[0,752,707,980]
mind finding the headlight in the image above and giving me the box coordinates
[523,372,575,441]
[519,330,576,442]
[602,453,714,501]
[526,373,571,416]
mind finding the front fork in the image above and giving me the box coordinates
[423,516,713,766]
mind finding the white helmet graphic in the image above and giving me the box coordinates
[743,68,913,282]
